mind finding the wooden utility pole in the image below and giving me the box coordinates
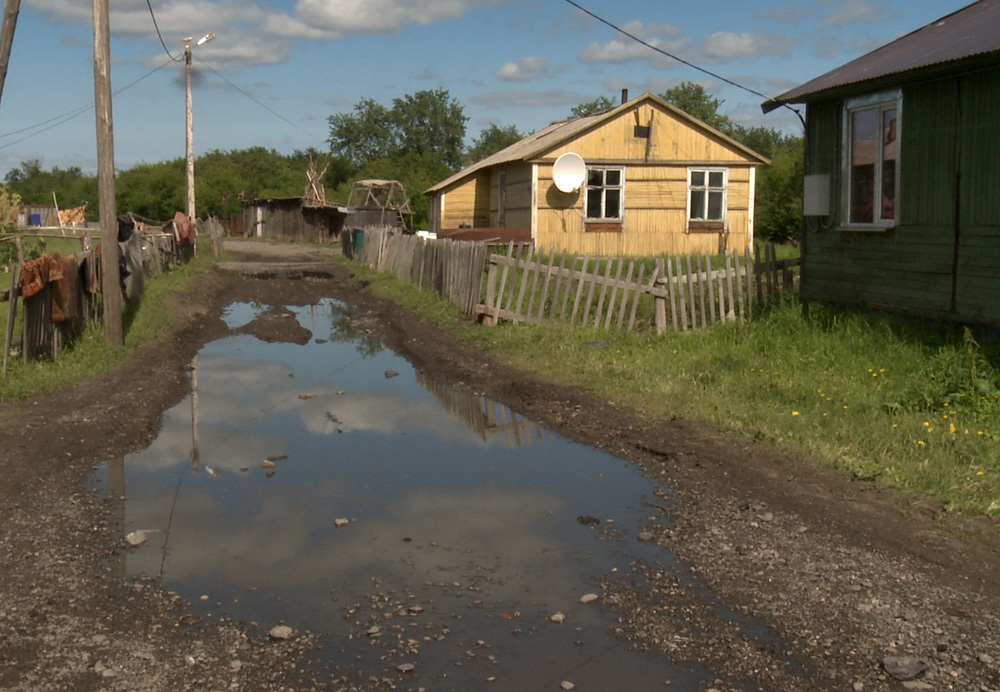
[92,0,122,346]
[0,0,21,110]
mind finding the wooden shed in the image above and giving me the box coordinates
[763,0,1000,326]
[426,92,768,257]
[243,197,350,243]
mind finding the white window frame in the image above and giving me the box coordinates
[584,166,625,222]
[841,88,901,231]
[687,167,728,224]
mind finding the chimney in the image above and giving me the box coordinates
[621,88,629,104]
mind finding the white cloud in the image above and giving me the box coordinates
[291,0,504,38]
[579,20,689,65]
[700,31,796,63]
[495,56,549,82]
[821,0,890,28]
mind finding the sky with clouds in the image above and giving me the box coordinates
[0,0,972,175]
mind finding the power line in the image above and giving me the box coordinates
[561,0,804,125]
[146,0,181,62]
[0,60,172,150]
[194,56,322,140]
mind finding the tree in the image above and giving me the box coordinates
[755,137,804,243]
[5,159,98,220]
[659,82,733,132]
[465,123,524,164]
[570,96,615,118]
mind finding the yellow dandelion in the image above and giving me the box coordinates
[949,423,956,434]
[977,470,985,476]
[792,411,800,416]
[917,440,926,446]
[923,421,930,427]
[928,427,934,434]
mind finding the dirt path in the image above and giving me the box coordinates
[1,239,997,692]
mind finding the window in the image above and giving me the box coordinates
[585,167,623,221]
[844,90,900,227]
[688,168,727,226]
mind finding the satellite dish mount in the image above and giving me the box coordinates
[552,152,586,193]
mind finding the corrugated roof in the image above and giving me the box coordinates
[763,0,1000,112]
[428,92,767,194]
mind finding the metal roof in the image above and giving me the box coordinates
[763,0,1000,112]
[428,92,767,194]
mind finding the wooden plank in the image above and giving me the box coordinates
[593,258,614,328]
[3,239,21,375]
[745,246,754,315]
[513,244,535,321]
[767,242,778,295]
[653,259,667,335]
[666,257,679,332]
[717,252,727,320]
[570,254,590,325]
[495,241,514,320]
[548,251,569,323]
[616,261,635,330]
[559,253,577,321]
[526,248,551,321]
[604,260,624,329]
[627,262,647,331]
[753,244,763,302]
[685,254,698,329]
[536,249,557,322]
[582,258,601,326]
[696,254,708,328]
[674,257,688,331]
[705,253,717,325]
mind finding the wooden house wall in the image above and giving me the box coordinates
[801,67,1000,325]
[534,160,754,257]
[438,174,489,229]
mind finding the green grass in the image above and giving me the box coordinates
[356,259,1000,522]
[0,250,214,402]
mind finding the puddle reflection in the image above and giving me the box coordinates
[97,299,718,689]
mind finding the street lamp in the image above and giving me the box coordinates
[184,32,214,239]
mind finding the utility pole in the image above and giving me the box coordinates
[184,32,213,238]
[0,0,21,111]
[92,0,122,346]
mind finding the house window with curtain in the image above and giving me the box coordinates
[843,90,900,228]
[688,167,727,230]
[584,166,624,231]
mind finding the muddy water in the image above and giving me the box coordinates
[96,299,719,690]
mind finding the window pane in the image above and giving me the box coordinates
[708,191,723,220]
[690,190,705,219]
[881,108,897,221]
[691,171,705,187]
[587,189,602,218]
[849,107,878,223]
[605,170,621,186]
[605,190,621,219]
[708,171,724,188]
[588,169,603,187]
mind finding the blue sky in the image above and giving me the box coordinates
[0,0,972,175]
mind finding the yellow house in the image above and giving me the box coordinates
[426,92,769,257]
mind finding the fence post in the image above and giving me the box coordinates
[653,259,666,335]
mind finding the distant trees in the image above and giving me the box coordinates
[5,160,99,220]
[465,123,524,165]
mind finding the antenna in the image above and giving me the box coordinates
[552,152,586,193]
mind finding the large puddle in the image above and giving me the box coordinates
[94,298,731,689]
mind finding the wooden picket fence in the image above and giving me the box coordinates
[478,242,799,333]
[355,228,799,334]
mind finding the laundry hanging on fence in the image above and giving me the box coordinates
[50,255,80,322]
[20,253,65,300]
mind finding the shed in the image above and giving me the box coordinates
[243,197,350,243]
[763,0,1000,326]
[426,92,768,257]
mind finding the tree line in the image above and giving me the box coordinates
[4,82,802,242]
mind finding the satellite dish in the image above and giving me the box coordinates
[552,152,586,193]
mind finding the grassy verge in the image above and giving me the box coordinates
[349,258,1000,521]
[0,250,215,402]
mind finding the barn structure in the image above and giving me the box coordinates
[426,92,768,257]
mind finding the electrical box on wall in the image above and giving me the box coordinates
[803,174,830,216]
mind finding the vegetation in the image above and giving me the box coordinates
[353,259,1000,521]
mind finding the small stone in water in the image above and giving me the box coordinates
[550,612,566,624]
[261,460,277,469]
[638,531,654,542]
[579,593,599,604]
[560,681,575,690]
[334,518,350,528]
[124,530,148,547]
[396,662,416,673]
[268,625,293,640]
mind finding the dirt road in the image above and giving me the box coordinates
[0,239,997,691]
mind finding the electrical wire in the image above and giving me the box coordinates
[146,0,182,62]
[194,56,321,140]
[561,0,804,127]
[0,59,173,150]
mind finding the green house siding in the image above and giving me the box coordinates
[801,66,1000,325]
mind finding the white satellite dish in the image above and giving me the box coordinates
[552,152,586,193]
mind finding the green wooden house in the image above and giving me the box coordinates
[763,0,1000,326]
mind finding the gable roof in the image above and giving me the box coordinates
[428,92,767,194]
[763,0,1000,112]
